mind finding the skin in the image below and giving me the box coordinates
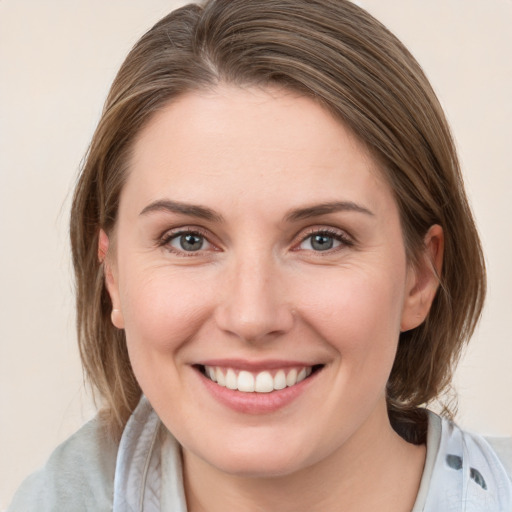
[103,85,443,511]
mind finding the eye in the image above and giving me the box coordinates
[171,233,206,251]
[161,229,215,254]
[297,229,352,252]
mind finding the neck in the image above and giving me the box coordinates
[182,404,426,512]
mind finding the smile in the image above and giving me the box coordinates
[201,365,319,393]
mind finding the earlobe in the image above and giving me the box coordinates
[400,224,444,332]
[98,229,125,329]
[111,308,124,329]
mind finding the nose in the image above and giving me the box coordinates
[214,255,294,344]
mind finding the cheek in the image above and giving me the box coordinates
[301,267,404,334]
[295,266,405,374]
[119,263,213,355]
[301,271,406,426]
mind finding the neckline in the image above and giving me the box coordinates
[410,410,442,512]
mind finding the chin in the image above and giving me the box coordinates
[190,435,313,478]
[212,453,307,478]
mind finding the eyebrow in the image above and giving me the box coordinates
[139,199,224,222]
[284,201,374,222]
[139,199,373,224]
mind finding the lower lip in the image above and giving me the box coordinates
[197,368,320,414]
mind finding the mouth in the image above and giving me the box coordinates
[197,364,324,393]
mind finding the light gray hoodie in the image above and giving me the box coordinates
[8,397,512,511]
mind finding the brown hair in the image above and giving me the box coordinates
[70,0,486,441]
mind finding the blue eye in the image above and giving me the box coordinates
[298,231,348,252]
[173,233,204,251]
[165,231,212,253]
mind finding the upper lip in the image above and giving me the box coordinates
[195,359,323,371]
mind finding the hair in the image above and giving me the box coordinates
[70,0,486,442]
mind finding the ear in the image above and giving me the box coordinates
[98,229,125,329]
[400,224,444,332]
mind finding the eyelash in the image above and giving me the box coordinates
[294,227,354,254]
[157,226,354,256]
[158,227,214,257]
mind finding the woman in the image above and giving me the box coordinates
[8,0,512,510]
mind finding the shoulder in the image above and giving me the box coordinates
[485,436,512,481]
[428,412,512,481]
[420,412,512,511]
[7,415,118,512]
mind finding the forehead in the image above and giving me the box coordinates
[122,85,394,220]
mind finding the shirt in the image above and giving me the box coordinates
[8,396,512,511]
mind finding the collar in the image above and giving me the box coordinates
[113,398,512,512]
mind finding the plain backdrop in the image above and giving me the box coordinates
[1,0,511,508]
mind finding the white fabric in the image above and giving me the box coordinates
[8,396,512,511]
[422,415,512,511]
[112,396,187,511]
[411,411,442,511]
[112,397,512,512]
[112,397,163,512]
[7,415,117,511]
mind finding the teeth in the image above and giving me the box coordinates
[225,369,237,390]
[207,366,217,382]
[286,368,297,387]
[238,371,255,392]
[274,370,286,390]
[216,367,226,386]
[297,368,307,383]
[203,365,315,393]
[255,371,273,393]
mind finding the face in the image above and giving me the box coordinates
[105,85,437,477]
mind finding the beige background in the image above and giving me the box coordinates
[1,0,511,508]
